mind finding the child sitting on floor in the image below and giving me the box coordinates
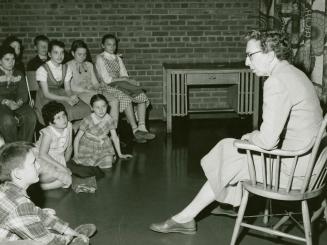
[74,94,132,169]
[0,141,96,244]
[33,101,73,190]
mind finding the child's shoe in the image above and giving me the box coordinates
[70,236,89,245]
[133,131,147,143]
[134,130,155,140]
[74,223,97,237]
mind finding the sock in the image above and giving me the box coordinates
[171,215,193,224]
[138,123,147,132]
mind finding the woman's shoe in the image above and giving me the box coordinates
[149,218,196,235]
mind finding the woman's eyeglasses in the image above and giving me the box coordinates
[246,51,262,60]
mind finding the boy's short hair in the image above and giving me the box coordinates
[48,40,65,53]
[42,101,67,126]
[0,45,16,60]
[0,142,34,181]
[34,35,49,46]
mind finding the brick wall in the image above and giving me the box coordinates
[0,0,259,119]
[189,87,229,110]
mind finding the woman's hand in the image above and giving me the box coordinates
[128,78,140,86]
[67,95,79,106]
[118,154,133,159]
[61,174,72,187]
[71,95,79,104]
[2,99,21,110]
[92,83,100,90]
[55,168,72,188]
[16,99,23,107]
[29,99,35,107]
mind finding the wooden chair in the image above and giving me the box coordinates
[25,71,44,141]
[25,71,39,102]
[26,71,46,125]
[231,114,327,245]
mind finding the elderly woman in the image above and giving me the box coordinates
[150,30,323,234]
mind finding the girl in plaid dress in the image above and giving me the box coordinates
[33,101,72,190]
[95,34,155,143]
[74,94,132,168]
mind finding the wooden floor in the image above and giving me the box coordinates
[29,117,327,245]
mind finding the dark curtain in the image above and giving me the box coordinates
[259,0,327,102]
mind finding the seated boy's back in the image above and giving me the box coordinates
[0,142,95,244]
[0,181,69,244]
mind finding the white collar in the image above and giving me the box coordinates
[102,51,116,59]
[47,60,62,69]
[91,113,110,124]
[0,65,13,75]
[49,125,67,137]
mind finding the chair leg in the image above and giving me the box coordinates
[302,200,312,245]
[323,198,327,223]
[230,190,249,245]
[263,199,271,225]
[273,215,290,230]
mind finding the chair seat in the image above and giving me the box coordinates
[243,181,324,201]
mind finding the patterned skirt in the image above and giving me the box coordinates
[74,134,115,168]
[100,85,150,112]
